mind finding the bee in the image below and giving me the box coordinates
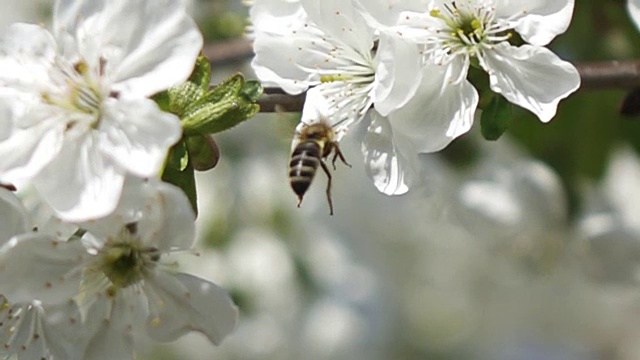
[289,119,350,215]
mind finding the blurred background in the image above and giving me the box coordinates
[7,0,640,359]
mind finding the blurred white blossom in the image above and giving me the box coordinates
[579,147,640,285]
[629,0,640,30]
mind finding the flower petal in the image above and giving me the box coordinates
[0,23,55,91]
[0,299,82,360]
[81,294,135,360]
[373,34,422,116]
[99,98,181,178]
[54,0,203,98]
[0,234,85,305]
[124,180,196,251]
[0,188,30,241]
[0,104,66,184]
[81,179,195,251]
[144,182,196,251]
[301,0,374,53]
[37,300,85,360]
[145,272,238,345]
[353,0,426,27]
[250,0,315,93]
[361,111,413,195]
[495,0,574,46]
[34,134,125,221]
[480,43,580,123]
[299,86,354,142]
[629,0,640,31]
[389,61,478,153]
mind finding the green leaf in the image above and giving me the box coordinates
[170,82,206,116]
[152,55,212,115]
[186,135,220,171]
[241,80,264,102]
[181,73,262,136]
[162,140,198,215]
[206,73,244,103]
[152,90,171,112]
[181,96,259,135]
[189,55,212,91]
[480,95,512,141]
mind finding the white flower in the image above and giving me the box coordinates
[0,180,238,360]
[251,0,473,194]
[377,0,580,123]
[0,188,83,360]
[578,147,640,284]
[629,0,640,30]
[0,0,203,221]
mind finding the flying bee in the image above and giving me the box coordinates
[289,119,351,215]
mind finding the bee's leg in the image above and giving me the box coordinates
[331,142,351,170]
[319,160,334,215]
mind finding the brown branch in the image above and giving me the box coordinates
[202,38,253,66]
[576,61,640,90]
[203,40,640,112]
[257,88,306,112]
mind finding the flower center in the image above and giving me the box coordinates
[42,58,107,129]
[96,223,160,291]
[427,1,512,60]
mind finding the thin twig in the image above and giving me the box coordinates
[576,61,640,90]
[203,40,640,112]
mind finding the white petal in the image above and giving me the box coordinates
[54,0,203,98]
[361,111,413,195]
[24,300,84,360]
[390,62,478,153]
[480,43,580,123]
[81,179,195,251]
[0,300,82,360]
[143,181,195,251]
[33,135,125,221]
[300,86,333,125]
[0,234,85,305]
[298,86,354,141]
[629,0,640,31]
[250,17,325,93]
[0,23,55,91]
[81,295,135,360]
[122,179,195,251]
[353,0,426,26]
[98,98,181,178]
[300,0,374,53]
[250,0,314,93]
[373,34,422,116]
[495,0,574,46]
[250,0,304,29]
[0,105,66,183]
[145,272,238,345]
[0,188,30,241]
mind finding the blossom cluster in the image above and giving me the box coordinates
[0,0,238,359]
[250,0,581,195]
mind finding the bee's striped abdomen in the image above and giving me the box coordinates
[289,141,323,202]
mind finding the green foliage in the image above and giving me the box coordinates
[153,55,263,215]
[162,140,198,215]
[181,73,262,136]
[186,135,219,171]
[480,95,512,141]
